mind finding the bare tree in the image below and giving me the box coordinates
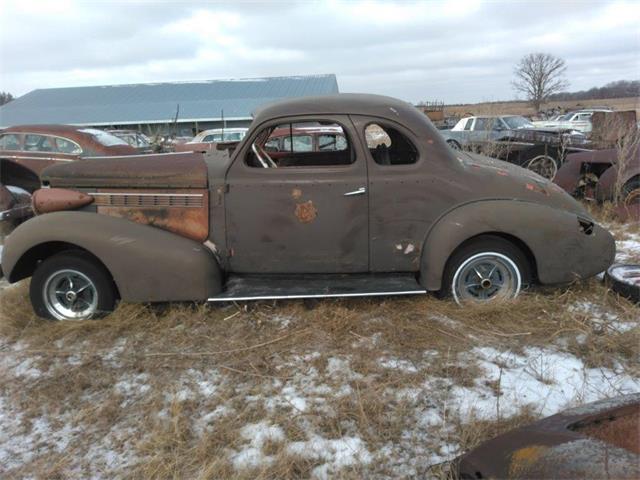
[512,53,569,111]
[0,91,14,106]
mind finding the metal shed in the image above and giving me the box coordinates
[0,74,340,135]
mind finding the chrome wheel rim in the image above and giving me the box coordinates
[43,269,98,320]
[447,140,461,150]
[527,155,557,180]
[452,252,521,305]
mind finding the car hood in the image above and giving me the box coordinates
[458,152,589,217]
[41,152,208,189]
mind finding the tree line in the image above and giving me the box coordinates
[548,80,639,101]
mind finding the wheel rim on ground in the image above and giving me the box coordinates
[526,155,557,180]
[447,140,461,150]
[43,269,98,320]
[452,252,522,305]
[624,188,640,206]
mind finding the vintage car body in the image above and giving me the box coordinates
[105,129,154,154]
[455,394,640,479]
[0,125,136,225]
[175,128,248,153]
[555,146,640,221]
[532,108,613,134]
[440,115,588,180]
[0,94,615,321]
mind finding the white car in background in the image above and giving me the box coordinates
[175,128,249,153]
[533,109,613,134]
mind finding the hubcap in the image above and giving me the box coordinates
[452,252,521,305]
[43,269,98,320]
[527,155,557,180]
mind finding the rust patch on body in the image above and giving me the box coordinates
[294,200,317,223]
[95,188,209,242]
[291,188,303,200]
[509,445,548,477]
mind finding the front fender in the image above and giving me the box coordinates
[419,200,615,291]
[1,211,222,302]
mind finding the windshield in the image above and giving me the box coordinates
[560,113,576,121]
[502,116,534,129]
[79,128,129,147]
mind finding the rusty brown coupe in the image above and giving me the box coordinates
[1,94,615,320]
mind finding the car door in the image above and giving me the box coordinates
[224,115,369,274]
[351,116,433,272]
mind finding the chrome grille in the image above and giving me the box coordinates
[90,192,204,208]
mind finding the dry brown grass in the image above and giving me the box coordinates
[1,204,638,478]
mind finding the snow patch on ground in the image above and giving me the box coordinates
[287,435,372,479]
[450,346,639,419]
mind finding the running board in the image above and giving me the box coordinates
[207,273,426,302]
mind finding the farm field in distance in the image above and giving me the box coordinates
[443,96,639,118]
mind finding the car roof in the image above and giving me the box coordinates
[252,94,432,132]
[198,128,248,135]
[1,124,88,135]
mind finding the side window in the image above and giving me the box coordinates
[55,136,82,154]
[25,134,55,152]
[202,134,216,142]
[246,122,353,168]
[474,118,488,131]
[282,135,313,152]
[0,133,21,150]
[365,124,418,166]
[463,119,473,131]
[318,134,347,151]
[264,137,281,152]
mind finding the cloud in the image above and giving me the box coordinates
[0,0,638,103]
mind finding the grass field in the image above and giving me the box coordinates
[444,96,639,118]
[0,205,638,479]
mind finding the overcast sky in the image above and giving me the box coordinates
[1,1,638,104]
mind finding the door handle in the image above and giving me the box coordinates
[344,187,366,196]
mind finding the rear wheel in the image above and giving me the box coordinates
[622,177,640,206]
[442,236,531,306]
[30,251,117,321]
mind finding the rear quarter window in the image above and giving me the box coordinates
[0,133,21,150]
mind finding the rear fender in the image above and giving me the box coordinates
[2,211,222,302]
[419,200,611,290]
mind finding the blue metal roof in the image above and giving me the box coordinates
[0,74,339,127]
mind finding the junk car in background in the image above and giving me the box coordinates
[0,125,136,228]
[175,128,248,153]
[440,115,588,180]
[105,129,154,154]
[532,108,613,134]
[0,94,614,321]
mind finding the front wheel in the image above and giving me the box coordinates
[442,236,531,306]
[30,251,117,321]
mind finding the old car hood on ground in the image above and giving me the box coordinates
[41,152,208,189]
[459,152,589,217]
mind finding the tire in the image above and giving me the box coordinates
[622,177,640,206]
[441,235,531,306]
[605,264,640,304]
[447,140,462,150]
[30,251,117,321]
[526,154,558,180]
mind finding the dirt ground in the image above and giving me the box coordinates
[0,205,638,479]
[444,96,639,118]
